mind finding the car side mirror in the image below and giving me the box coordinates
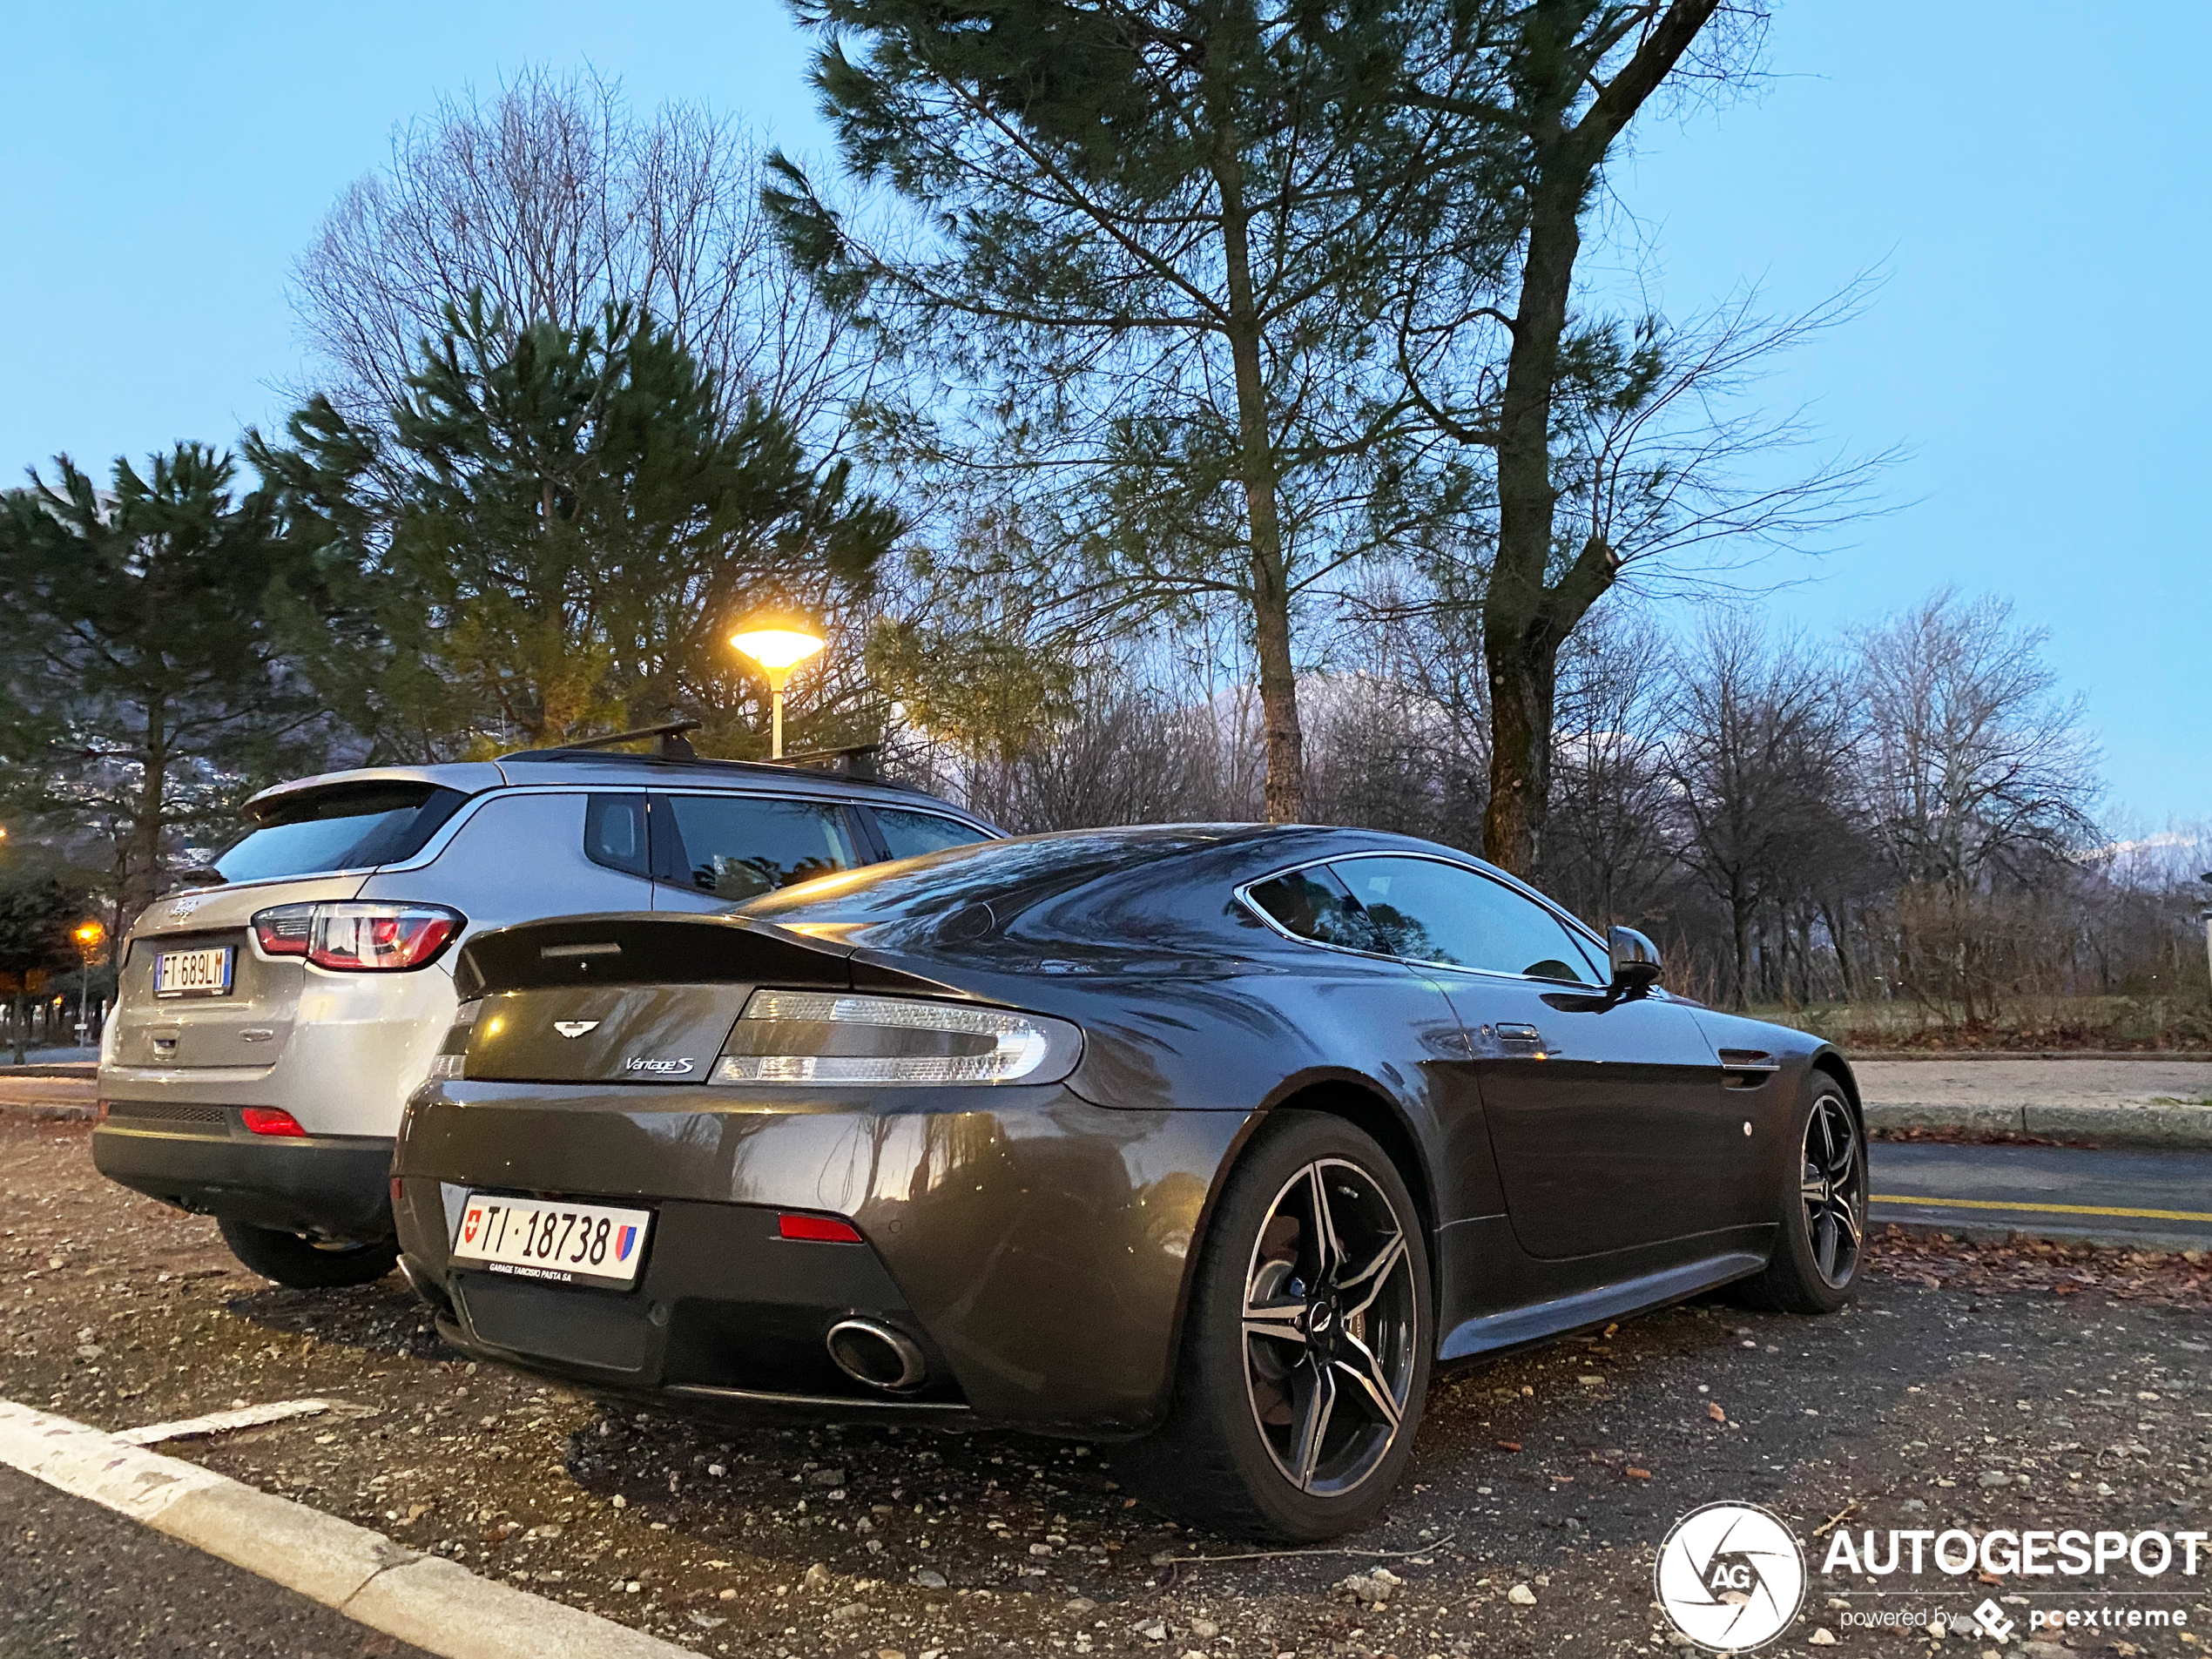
[1608,926,1662,993]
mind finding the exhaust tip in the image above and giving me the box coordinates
[826,1318,927,1393]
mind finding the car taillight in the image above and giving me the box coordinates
[711,989,1082,1087]
[250,902,464,971]
[252,903,315,956]
[779,1212,864,1244]
[241,1107,307,1137]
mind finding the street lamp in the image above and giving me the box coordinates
[728,622,826,760]
[71,920,105,1048]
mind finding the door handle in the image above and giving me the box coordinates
[1495,1022,1555,1058]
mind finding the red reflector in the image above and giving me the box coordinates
[240,1108,307,1138]
[778,1212,862,1244]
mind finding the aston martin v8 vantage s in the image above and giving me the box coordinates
[390,825,1865,1538]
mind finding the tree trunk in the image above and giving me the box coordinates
[122,707,171,923]
[1482,618,1561,874]
[1213,149,1305,822]
[1822,899,1858,1001]
[1478,0,1721,874]
[1729,882,1752,1011]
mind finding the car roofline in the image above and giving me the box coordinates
[239,759,988,824]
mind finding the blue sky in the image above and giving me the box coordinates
[3,2,2203,829]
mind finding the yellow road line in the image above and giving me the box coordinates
[1870,1193,2212,1224]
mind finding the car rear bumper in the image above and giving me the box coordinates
[92,1112,395,1241]
[392,1081,1254,1434]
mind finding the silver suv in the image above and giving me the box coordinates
[91,736,994,1287]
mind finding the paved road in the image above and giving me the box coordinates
[1870,1139,2212,1249]
[1,1464,433,1659]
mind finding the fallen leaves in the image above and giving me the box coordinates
[1867,1227,2212,1311]
[1494,1440,1522,1453]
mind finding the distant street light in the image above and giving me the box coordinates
[71,920,105,1048]
[728,622,826,760]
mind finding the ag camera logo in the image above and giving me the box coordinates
[1655,1502,1807,1651]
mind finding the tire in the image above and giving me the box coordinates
[1131,1110,1433,1541]
[218,1218,399,1289]
[1732,1077,1866,1315]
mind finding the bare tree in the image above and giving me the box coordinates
[291,66,856,439]
[1541,608,1679,931]
[1662,614,1855,1007]
[1852,589,2100,892]
[1851,589,2101,1022]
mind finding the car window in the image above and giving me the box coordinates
[1245,867,1383,952]
[583,793,651,878]
[661,794,861,901]
[872,806,992,860]
[214,785,467,882]
[1327,856,1602,983]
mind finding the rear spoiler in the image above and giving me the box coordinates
[453,914,855,1000]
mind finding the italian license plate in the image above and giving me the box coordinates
[450,1193,652,1289]
[154,947,234,998]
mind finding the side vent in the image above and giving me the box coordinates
[1717,1048,1782,1089]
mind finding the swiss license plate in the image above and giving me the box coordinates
[450,1193,652,1290]
[155,947,234,999]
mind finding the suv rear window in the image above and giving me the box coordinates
[214,785,469,883]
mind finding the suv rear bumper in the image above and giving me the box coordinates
[92,1115,395,1242]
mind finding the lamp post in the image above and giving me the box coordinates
[71,920,105,1047]
[728,623,826,759]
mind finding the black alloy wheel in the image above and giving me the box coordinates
[1733,1078,1865,1314]
[1800,1090,1865,1289]
[1241,1158,1420,1498]
[1132,1111,1433,1540]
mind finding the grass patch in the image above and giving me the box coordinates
[1738,994,2212,1054]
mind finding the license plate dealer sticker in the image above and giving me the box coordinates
[154,947,234,998]
[451,1194,652,1289]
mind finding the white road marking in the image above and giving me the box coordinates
[117,1396,337,1446]
[0,1394,691,1659]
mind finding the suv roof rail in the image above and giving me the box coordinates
[497,729,929,794]
[503,718,702,761]
[779,742,881,782]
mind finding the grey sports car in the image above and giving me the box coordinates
[389,825,1865,1538]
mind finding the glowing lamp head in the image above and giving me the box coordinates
[729,625,826,685]
[73,920,105,950]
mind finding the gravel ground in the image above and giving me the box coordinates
[4,1115,2210,1658]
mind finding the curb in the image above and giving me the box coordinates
[1851,1050,2212,1062]
[1872,1214,2212,1258]
[1864,1101,2212,1148]
[0,1398,692,1659]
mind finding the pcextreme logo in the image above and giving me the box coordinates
[1655,1502,1809,1651]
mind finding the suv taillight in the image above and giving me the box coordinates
[250,902,464,971]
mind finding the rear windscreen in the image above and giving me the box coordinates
[214,785,469,883]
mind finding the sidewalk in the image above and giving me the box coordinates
[1855,1055,2212,1146]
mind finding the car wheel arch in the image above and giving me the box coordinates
[1808,1049,1862,1121]
[1150,1075,1440,1429]
[1251,1076,1441,1292]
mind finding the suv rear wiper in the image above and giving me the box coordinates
[167,867,228,889]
